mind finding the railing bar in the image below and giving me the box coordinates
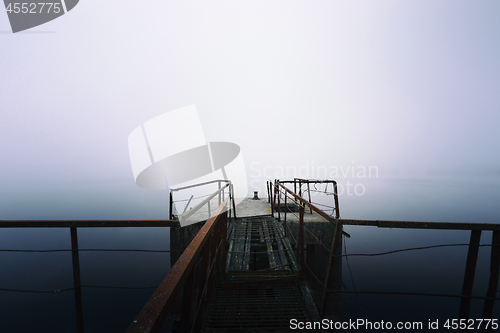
[170,180,230,192]
[327,290,500,301]
[126,200,228,333]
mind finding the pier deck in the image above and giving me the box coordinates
[202,211,321,332]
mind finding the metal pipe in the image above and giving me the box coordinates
[182,195,194,214]
[340,219,500,231]
[169,192,174,220]
[327,290,500,301]
[284,195,287,224]
[231,184,237,219]
[307,182,312,214]
[170,179,230,192]
[321,220,343,317]
[277,183,281,222]
[272,181,277,216]
[483,230,500,319]
[459,230,481,319]
[0,220,175,228]
[178,182,230,226]
[299,204,305,280]
[70,227,84,333]
[218,180,221,206]
[333,182,340,218]
[126,200,228,333]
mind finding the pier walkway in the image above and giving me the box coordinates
[202,215,320,332]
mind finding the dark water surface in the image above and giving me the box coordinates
[0,177,499,332]
[322,176,500,331]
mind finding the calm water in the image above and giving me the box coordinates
[318,176,500,331]
[0,177,499,332]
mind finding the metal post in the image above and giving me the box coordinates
[307,182,312,214]
[299,204,305,280]
[277,184,281,222]
[272,181,278,216]
[284,194,287,223]
[333,182,340,218]
[218,180,221,205]
[169,192,174,220]
[483,231,500,319]
[459,230,481,319]
[321,221,343,317]
[231,184,237,219]
[70,227,84,333]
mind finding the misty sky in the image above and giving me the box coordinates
[1,1,499,220]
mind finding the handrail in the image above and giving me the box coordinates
[341,219,500,231]
[272,180,344,316]
[0,220,175,228]
[272,179,500,321]
[178,182,230,227]
[276,182,340,222]
[126,199,228,333]
[170,179,230,192]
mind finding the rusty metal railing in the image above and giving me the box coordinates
[269,179,500,322]
[268,178,340,219]
[170,179,236,224]
[0,219,176,333]
[270,180,343,317]
[126,199,229,333]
